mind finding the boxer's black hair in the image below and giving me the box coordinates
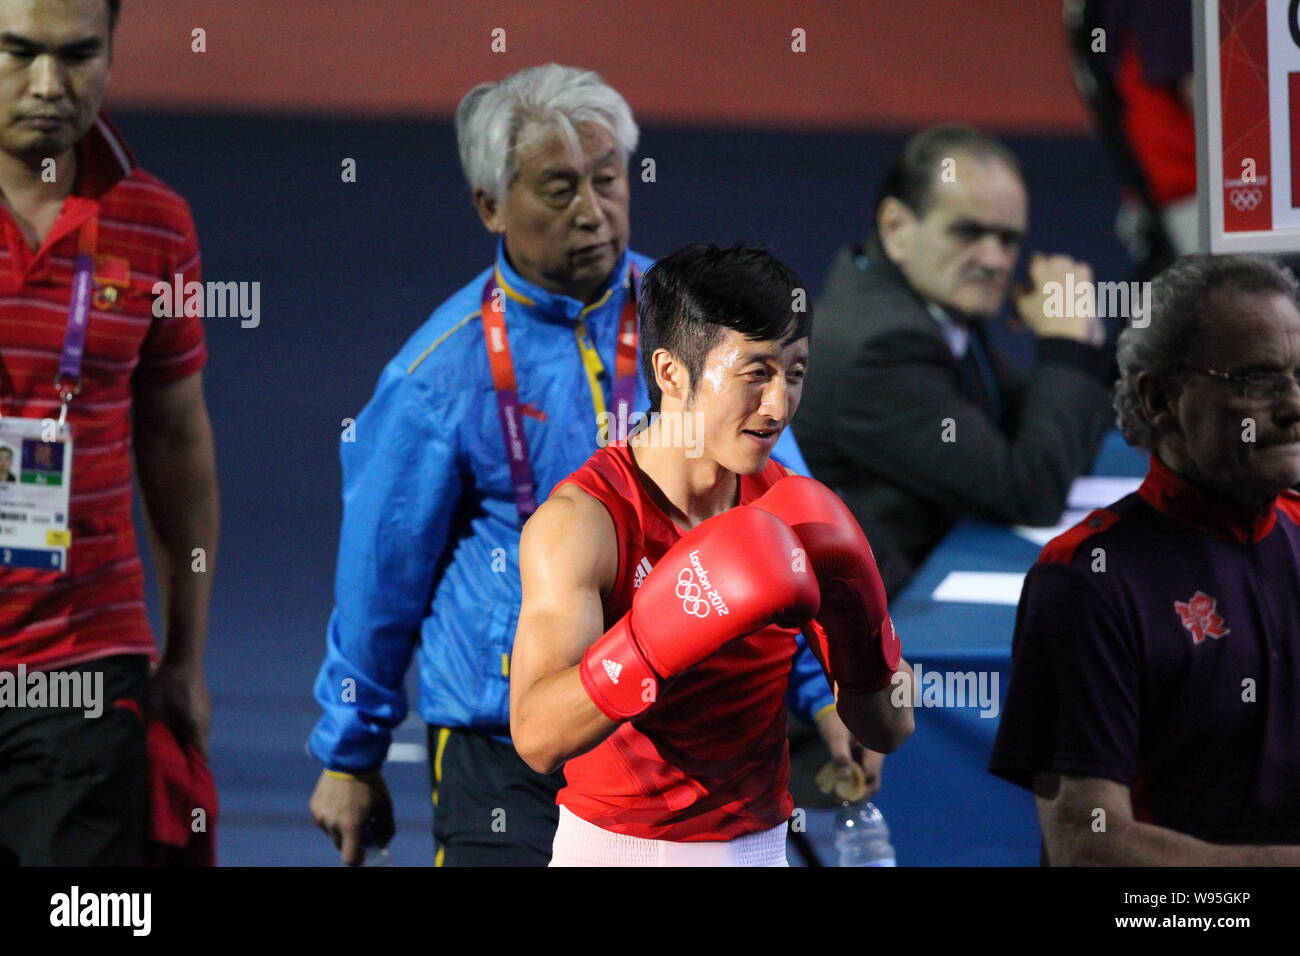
[639,242,812,412]
[107,0,122,30]
[874,125,1020,227]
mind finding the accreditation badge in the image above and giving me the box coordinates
[0,416,74,572]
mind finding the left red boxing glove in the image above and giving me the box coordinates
[751,476,901,693]
[579,504,820,721]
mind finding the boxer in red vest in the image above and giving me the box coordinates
[510,242,914,866]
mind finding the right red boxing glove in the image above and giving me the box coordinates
[580,505,820,721]
[751,476,901,694]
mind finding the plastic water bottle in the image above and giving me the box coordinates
[361,844,392,866]
[834,800,896,866]
[358,819,393,866]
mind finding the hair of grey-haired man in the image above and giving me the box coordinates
[1114,253,1300,450]
[454,63,639,203]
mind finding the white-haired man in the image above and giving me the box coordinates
[991,254,1300,864]
[307,63,833,866]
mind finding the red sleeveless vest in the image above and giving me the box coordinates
[553,441,799,841]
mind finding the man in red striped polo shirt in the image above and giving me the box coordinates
[0,0,216,865]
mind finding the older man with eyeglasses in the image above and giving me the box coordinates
[990,253,1300,865]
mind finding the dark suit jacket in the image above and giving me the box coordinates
[798,238,1115,596]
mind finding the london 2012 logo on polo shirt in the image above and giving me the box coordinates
[1174,591,1231,644]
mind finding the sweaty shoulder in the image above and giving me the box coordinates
[524,484,618,597]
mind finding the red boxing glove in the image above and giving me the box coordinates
[580,505,820,721]
[751,476,901,693]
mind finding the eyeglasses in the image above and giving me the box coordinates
[1180,365,1300,402]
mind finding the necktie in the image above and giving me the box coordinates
[958,329,1002,429]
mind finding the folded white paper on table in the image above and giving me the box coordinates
[1066,476,1143,511]
[1013,509,1090,547]
[931,571,1026,606]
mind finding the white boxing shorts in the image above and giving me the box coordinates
[548,804,790,867]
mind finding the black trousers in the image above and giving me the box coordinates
[0,654,150,866]
[427,725,566,866]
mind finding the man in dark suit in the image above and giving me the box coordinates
[799,126,1115,596]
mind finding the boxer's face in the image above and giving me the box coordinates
[1152,288,1300,508]
[881,152,1026,320]
[0,0,111,165]
[0,448,11,474]
[687,327,808,475]
[475,120,630,305]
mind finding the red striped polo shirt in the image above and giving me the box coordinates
[0,113,206,671]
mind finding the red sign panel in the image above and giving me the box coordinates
[1220,0,1272,232]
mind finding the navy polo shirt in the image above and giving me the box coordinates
[990,454,1300,845]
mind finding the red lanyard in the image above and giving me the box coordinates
[481,263,640,522]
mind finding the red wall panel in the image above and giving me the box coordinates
[107,0,1089,132]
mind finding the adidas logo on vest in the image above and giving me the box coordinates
[632,556,653,589]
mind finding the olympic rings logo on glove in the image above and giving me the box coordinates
[675,567,711,618]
